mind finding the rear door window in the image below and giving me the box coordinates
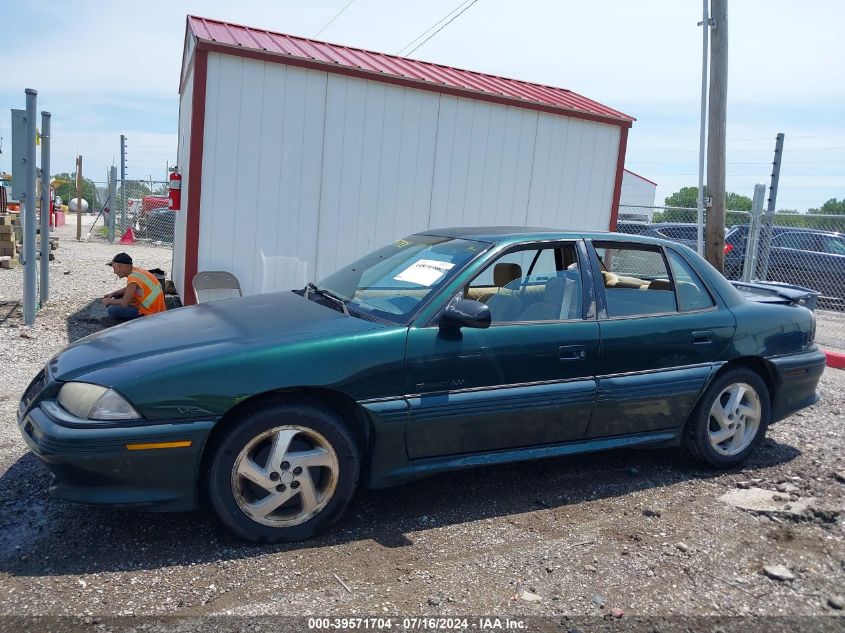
[593,242,677,317]
[772,232,821,252]
[820,235,845,256]
[666,249,715,311]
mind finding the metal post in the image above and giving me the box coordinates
[696,0,710,256]
[23,89,37,325]
[75,156,83,241]
[756,133,785,281]
[120,134,126,230]
[39,111,51,304]
[108,165,117,242]
[742,183,766,282]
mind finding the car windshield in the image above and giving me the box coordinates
[315,235,488,324]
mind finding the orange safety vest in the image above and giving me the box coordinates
[127,267,166,316]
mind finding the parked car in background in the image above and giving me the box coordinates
[616,222,703,250]
[723,224,779,279]
[18,228,824,542]
[640,223,700,250]
[614,221,651,236]
[145,207,175,243]
[724,225,845,308]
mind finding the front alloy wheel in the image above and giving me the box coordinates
[231,426,339,527]
[208,400,359,542]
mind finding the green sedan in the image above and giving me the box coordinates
[18,228,825,542]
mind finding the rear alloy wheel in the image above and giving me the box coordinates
[706,383,761,457]
[683,368,770,468]
[208,401,359,542]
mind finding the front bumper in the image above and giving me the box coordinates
[769,348,827,423]
[18,402,215,512]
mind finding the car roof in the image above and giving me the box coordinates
[771,227,843,237]
[416,226,671,246]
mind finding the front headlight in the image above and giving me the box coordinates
[57,382,141,421]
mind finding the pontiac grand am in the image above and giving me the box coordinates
[18,228,824,541]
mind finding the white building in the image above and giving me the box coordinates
[619,169,658,209]
[173,15,635,303]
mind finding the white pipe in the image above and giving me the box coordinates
[696,0,709,256]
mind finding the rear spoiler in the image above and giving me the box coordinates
[731,281,819,311]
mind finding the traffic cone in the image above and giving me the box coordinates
[118,227,136,245]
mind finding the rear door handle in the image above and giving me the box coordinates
[559,345,586,361]
[692,330,713,345]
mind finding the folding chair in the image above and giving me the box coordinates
[192,271,242,304]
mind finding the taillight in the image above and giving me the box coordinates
[724,243,734,255]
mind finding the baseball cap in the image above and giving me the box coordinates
[106,252,133,266]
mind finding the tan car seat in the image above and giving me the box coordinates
[494,263,522,287]
[485,263,524,321]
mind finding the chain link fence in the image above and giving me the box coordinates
[616,204,845,310]
[82,178,173,247]
[114,180,173,245]
[741,212,845,310]
[615,204,751,250]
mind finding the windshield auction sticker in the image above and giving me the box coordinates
[393,259,455,286]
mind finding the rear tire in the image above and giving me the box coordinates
[207,399,359,542]
[683,368,770,469]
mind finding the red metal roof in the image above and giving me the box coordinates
[186,15,634,127]
[623,168,658,186]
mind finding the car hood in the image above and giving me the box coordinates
[52,291,387,381]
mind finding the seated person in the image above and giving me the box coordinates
[102,252,166,321]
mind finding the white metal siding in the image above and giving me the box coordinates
[620,170,657,207]
[172,62,193,296]
[191,53,621,296]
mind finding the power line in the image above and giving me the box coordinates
[397,0,473,55]
[314,0,356,38]
[398,0,480,57]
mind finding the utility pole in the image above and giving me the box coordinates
[75,155,83,241]
[705,0,728,271]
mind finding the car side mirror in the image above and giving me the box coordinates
[439,299,491,331]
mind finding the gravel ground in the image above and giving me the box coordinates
[0,225,843,627]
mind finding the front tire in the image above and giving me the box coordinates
[683,368,770,469]
[207,399,360,542]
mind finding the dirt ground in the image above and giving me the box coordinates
[0,225,843,630]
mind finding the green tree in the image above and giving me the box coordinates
[726,191,753,211]
[663,186,752,212]
[663,186,699,209]
[118,180,153,200]
[809,198,845,215]
[53,172,99,209]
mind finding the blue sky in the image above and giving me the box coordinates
[2,0,843,210]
